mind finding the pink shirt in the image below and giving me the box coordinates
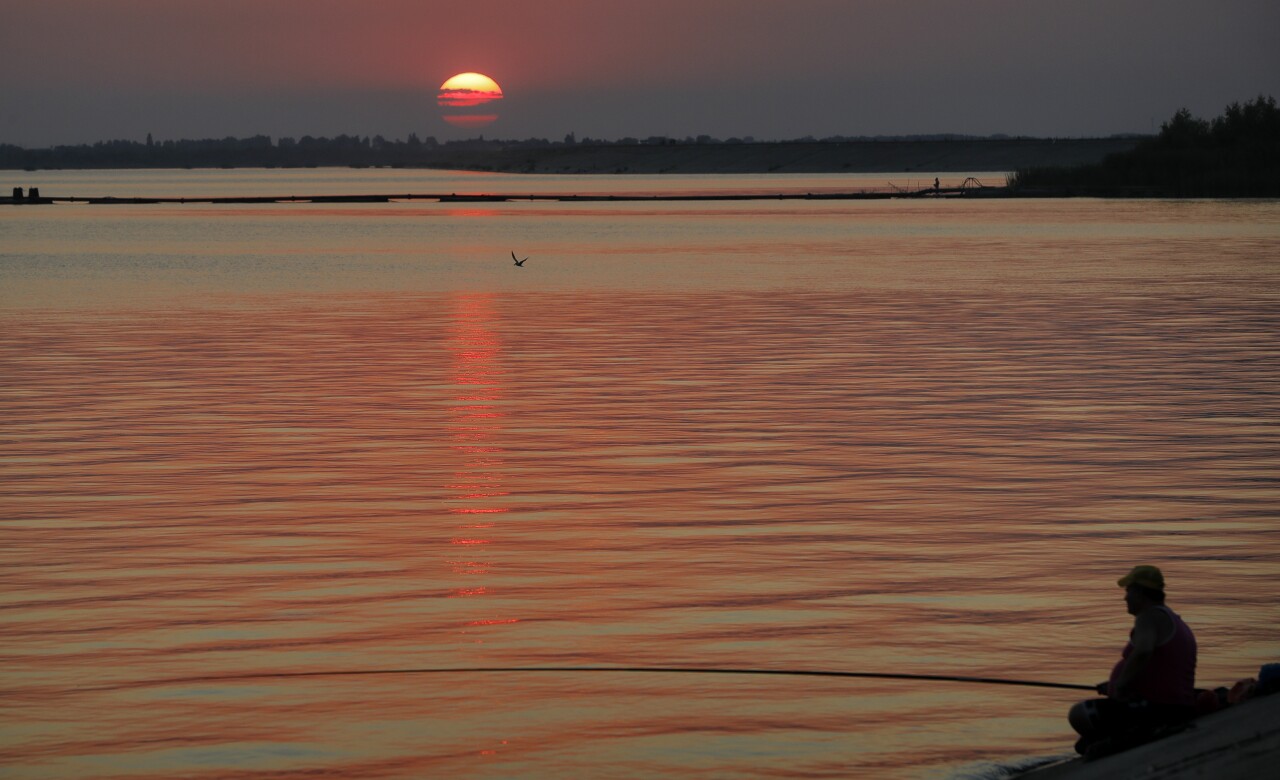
[1109,605,1197,706]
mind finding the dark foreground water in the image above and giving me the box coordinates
[2,170,1278,778]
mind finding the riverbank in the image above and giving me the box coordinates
[1010,97,1280,197]
[430,138,1140,175]
[2,137,1140,175]
[1013,693,1280,780]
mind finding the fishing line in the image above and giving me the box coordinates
[92,666,1094,692]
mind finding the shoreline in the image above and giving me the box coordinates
[420,138,1141,175]
[1011,694,1280,780]
[2,138,1139,175]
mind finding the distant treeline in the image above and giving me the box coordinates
[1011,96,1280,197]
[3,133,443,170]
[2,130,1120,171]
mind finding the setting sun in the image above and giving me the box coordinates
[438,72,504,129]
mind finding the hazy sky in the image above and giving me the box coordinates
[3,0,1277,146]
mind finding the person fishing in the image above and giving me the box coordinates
[1068,565,1198,758]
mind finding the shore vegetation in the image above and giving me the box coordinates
[1010,96,1279,197]
[2,132,1134,175]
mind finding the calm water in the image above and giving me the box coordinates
[2,170,1278,779]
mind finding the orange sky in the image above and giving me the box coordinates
[2,0,1277,145]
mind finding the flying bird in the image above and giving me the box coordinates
[512,252,528,267]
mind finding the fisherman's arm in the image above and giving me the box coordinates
[1113,610,1161,700]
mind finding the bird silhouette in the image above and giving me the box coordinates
[511,252,528,267]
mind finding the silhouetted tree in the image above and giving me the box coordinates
[1011,96,1280,196]
[1157,108,1210,148]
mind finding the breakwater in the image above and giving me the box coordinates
[3,182,1004,205]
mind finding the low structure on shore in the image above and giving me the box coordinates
[0,182,1007,206]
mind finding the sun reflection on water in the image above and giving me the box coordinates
[443,294,519,637]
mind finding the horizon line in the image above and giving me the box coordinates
[3,131,1154,152]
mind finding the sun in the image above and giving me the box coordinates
[438,72,504,129]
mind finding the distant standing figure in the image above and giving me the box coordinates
[934,177,940,192]
[1068,565,1197,759]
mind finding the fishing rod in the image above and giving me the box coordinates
[93,666,1095,692]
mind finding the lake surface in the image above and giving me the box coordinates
[2,169,1278,779]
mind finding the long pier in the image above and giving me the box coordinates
[4,183,1007,206]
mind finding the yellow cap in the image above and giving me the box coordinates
[1118,565,1165,591]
